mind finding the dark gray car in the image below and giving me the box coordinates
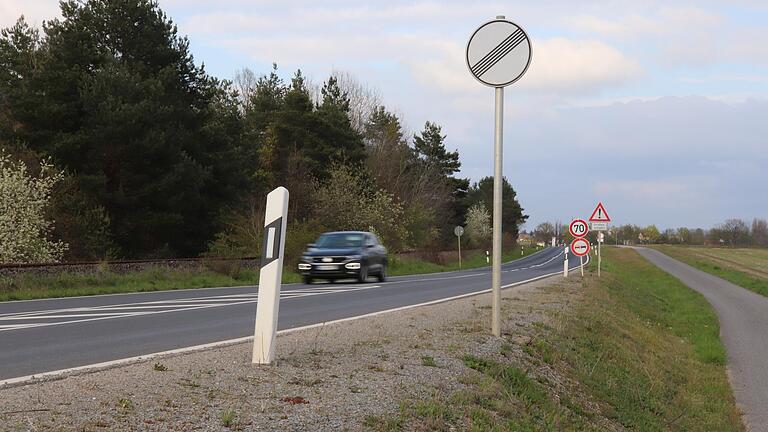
[297,231,387,284]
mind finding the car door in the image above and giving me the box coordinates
[364,234,379,271]
[371,234,385,269]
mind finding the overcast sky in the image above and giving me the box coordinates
[3,1,767,230]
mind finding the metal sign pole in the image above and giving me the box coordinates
[252,187,289,365]
[458,235,462,269]
[491,86,503,337]
[454,226,464,270]
[466,15,531,338]
[580,255,584,277]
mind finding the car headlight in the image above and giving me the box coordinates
[345,262,361,270]
[298,263,311,270]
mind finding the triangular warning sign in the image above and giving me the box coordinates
[589,202,611,222]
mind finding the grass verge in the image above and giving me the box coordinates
[388,245,540,277]
[366,247,743,431]
[652,245,768,298]
[0,246,543,301]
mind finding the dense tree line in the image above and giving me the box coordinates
[0,0,527,263]
[530,219,768,248]
[608,219,768,247]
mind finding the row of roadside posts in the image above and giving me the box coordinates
[566,202,611,279]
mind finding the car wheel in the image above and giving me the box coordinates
[357,264,368,283]
[377,264,387,282]
[303,276,313,285]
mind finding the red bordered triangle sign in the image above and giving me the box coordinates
[589,202,611,222]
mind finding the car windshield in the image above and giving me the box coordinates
[315,233,365,248]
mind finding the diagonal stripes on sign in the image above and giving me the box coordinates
[470,29,527,78]
[470,29,522,75]
[475,32,527,77]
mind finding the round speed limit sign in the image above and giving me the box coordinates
[569,219,589,238]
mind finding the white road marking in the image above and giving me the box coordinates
[0,249,568,333]
[0,285,381,332]
[0,253,589,388]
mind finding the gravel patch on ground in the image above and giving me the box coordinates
[0,275,581,431]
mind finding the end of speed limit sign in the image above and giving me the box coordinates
[569,219,589,238]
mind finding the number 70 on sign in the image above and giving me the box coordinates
[569,219,589,238]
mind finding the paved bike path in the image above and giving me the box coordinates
[636,247,768,431]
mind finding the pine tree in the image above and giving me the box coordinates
[0,0,243,257]
[413,122,461,176]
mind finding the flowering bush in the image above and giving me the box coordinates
[0,152,68,263]
[465,202,491,248]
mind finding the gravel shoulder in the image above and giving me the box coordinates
[0,276,579,431]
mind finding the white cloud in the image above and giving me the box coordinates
[568,7,722,38]
[514,96,768,160]
[518,38,642,92]
[407,37,642,97]
[568,14,662,38]
[568,6,768,67]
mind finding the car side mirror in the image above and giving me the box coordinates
[307,243,316,248]
[366,244,375,248]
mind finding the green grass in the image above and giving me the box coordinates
[653,245,768,298]
[0,246,543,301]
[388,245,541,277]
[365,247,743,431]
[0,266,301,302]
[219,408,237,428]
[558,248,740,430]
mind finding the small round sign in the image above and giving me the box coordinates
[454,226,464,237]
[569,219,589,238]
[466,18,532,88]
[570,238,590,257]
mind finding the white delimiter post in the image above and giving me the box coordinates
[563,246,569,277]
[598,239,601,277]
[491,86,503,338]
[252,187,289,365]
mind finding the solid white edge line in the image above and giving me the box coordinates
[0,250,587,388]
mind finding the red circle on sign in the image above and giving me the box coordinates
[570,238,590,257]
[569,219,589,238]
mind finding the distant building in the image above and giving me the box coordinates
[518,233,533,245]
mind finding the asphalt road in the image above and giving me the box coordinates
[635,247,768,432]
[0,246,584,381]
